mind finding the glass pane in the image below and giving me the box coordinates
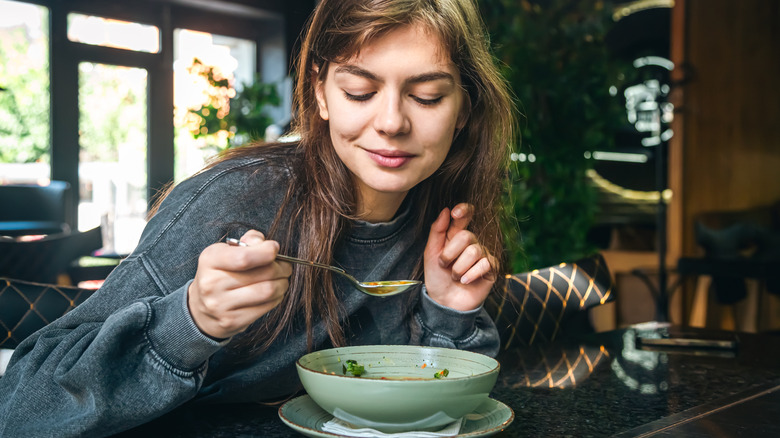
[68,13,160,53]
[0,0,50,184]
[173,29,256,181]
[78,62,148,255]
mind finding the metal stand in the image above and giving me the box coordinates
[655,138,668,322]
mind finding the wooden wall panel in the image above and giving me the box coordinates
[669,0,780,256]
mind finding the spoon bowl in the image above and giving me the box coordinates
[225,237,420,297]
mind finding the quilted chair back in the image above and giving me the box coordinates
[0,277,97,349]
[486,253,614,349]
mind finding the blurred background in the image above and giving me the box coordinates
[1,0,778,332]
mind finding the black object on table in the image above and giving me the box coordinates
[113,322,780,437]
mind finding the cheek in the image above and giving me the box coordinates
[422,117,458,149]
[327,102,368,140]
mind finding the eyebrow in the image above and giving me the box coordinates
[333,64,455,85]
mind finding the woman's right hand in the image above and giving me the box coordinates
[187,230,292,339]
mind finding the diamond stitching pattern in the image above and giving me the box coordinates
[487,254,614,349]
[0,277,96,348]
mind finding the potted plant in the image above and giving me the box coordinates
[187,58,281,151]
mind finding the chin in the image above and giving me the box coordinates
[366,180,417,195]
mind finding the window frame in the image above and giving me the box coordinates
[10,0,298,229]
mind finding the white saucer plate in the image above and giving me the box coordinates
[278,395,514,438]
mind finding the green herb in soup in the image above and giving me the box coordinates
[342,359,365,377]
[434,369,450,379]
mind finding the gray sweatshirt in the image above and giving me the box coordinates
[0,147,499,437]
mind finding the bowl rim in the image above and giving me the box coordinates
[296,344,501,380]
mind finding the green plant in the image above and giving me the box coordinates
[188,58,281,150]
[481,0,633,271]
[78,63,147,163]
[0,18,50,164]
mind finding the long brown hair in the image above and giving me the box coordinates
[171,0,516,355]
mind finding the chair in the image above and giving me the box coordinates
[677,202,780,330]
[0,226,103,284]
[0,181,72,236]
[486,253,615,349]
[0,277,97,349]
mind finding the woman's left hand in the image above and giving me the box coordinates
[423,203,498,311]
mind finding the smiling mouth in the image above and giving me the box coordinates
[365,149,414,168]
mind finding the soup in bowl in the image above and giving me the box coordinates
[296,345,500,433]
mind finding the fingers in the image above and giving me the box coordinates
[443,236,496,284]
[436,203,478,269]
[426,204,472,257]
[197,277,288,316]
[446,203,473,240]
[438,229,477,267]
[214,261,292,295]
[425,207,451,259]
[239,229,267,246]
[202,236,279,273]
[428,203,495,285]
[190,278,288,338]
[188,230,293,339]
[455,251,497,284]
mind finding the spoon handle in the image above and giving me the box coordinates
[225,237,348,275]
[225,237,418,297]
[274,253,348,275]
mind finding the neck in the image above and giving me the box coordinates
[356,189,408,223]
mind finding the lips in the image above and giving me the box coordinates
[365,149,414,168]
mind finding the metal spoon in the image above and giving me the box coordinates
[225,237,421,297]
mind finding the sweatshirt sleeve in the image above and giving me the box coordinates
[0,157,281,437]
[410,287,500,358]
[0,257,226,438]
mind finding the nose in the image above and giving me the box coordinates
[373,94,410,136]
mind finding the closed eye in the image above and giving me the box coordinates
[411,95,443,106]
[344,91,375,102]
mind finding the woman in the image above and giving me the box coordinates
[0,0,516,436]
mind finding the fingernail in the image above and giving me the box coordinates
[452,207,463,218]
[460,276,469,284]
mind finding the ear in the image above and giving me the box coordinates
[313,66,330,121]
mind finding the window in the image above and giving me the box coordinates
[173,29,256,181]
[0,0,50,184]
[67,13,160,53]
[2,0,294,256]
[78,63,148,254]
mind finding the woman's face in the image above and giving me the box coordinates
[315,24,466,221]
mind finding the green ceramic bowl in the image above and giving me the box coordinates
[296,345,500,433]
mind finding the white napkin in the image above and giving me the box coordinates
[321,417,464,437]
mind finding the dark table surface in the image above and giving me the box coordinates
[115,322,780,437]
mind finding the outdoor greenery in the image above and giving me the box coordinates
[0,6,144,166]
[187,58,281,151]
[480,0,634,272]
[78,63,147,163]
[0,12,50,164]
